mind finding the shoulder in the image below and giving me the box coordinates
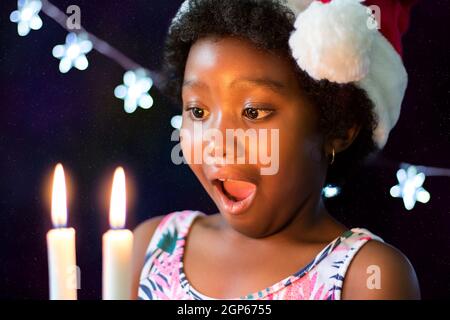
[341,239,421,300]
[133,215,166,247]
[133,210,202,242]
[131,215,165,299]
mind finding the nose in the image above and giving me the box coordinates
[204,131,236,166]
[204,109,239,166]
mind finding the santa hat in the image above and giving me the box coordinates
[172,0,415,149]
[287,0,414,149]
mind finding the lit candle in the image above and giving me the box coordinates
[47,163,78,300]
[102,167,133,300]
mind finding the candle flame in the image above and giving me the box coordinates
[51,163,67,228]
[109,167,126,229]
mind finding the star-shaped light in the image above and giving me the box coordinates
[52,32,93,73]
[114,69,154,113]
[9,0,43,36]
[322,184,340,198]
[170,115,183,130]
[390,165,430,210]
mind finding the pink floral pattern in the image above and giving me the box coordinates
[138,210,383,300]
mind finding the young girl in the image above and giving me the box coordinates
[132,0,420,300]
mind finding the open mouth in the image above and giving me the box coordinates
[212,178,257,215]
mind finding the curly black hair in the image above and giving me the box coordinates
[161,0,380,188]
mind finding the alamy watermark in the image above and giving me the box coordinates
[170,122,280,175]
[367,5,381,30]
[366,264,382,290]
[66,5,81,30]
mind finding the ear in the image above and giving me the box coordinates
[326,124,361,155]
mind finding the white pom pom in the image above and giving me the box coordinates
[289,0,376,83]
[285,0,315,15]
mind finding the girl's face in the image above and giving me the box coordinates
[181,37,328,238]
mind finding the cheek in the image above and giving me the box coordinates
[277,130,322,180]
[285,103,323,162]
[275,107,324,184]
[256,129,323,216]
[180,123,205,161]
[282,130,323,165]
[180,125,210,184]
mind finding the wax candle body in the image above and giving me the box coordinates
[102,229,133,300]
[47,227,77,300]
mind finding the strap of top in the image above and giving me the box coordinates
[315,228,384,300]
[139,210,204,281]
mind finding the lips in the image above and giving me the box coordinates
[212,178,257,215]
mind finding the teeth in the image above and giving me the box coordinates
[218,178,226,182]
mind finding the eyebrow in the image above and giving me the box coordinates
[182,77,286,94]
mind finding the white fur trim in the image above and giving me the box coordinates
[357,33,407,149]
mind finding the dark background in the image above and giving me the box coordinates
[0,0,449,299]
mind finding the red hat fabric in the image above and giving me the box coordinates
[364,0,417,56]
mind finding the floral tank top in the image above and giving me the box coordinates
[138,210,384,300]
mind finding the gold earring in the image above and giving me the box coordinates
[329,147,335,165]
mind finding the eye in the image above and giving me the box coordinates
[185,106,210,120]
[242,107,274,121]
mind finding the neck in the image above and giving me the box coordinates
[218,188,337,245]
[272,190,331,243]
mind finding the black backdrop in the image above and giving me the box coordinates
[0,0,449,299]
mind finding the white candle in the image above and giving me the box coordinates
[102,167,133,300]
[47,163,78,300]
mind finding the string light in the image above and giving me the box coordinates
[322,184,340,198]
[114,69,154,113]
[10,0,156,113]
[9,0,43,36]
[170,115,183,130]
[52,32,93,73]
[390,165,431,210]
